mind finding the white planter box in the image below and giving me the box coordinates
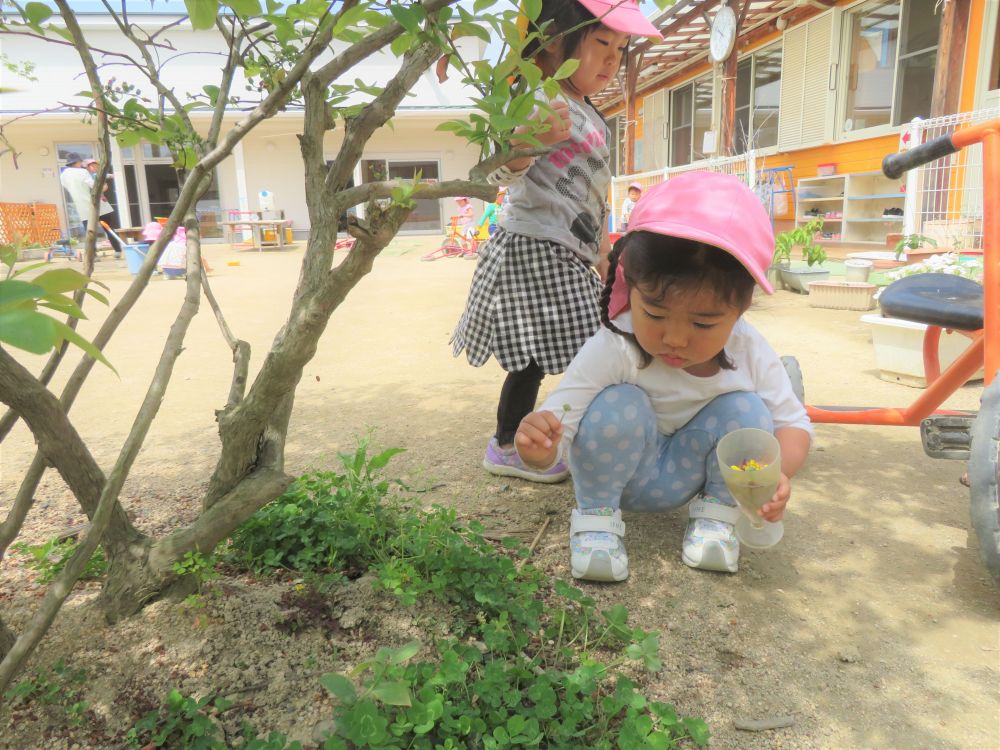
[779,266,830,293]
[861,314,984,388]
[807,281,877,311]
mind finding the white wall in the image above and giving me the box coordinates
[0,112,485,237]
[0,14,487,236]
[0,16,484,114]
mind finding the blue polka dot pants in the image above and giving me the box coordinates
[569,384,774,512]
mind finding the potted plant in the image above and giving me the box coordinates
[894,233,938,262]
[773,219,829,293]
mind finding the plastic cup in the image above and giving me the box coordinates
[716,428,784,549]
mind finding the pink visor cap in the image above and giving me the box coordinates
[608,171,776,318]
[577,0,663,40]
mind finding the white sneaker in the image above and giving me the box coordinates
[682,497,741,573]
[569,508,628,582]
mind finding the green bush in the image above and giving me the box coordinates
[227,442,709,749]
[226,441,406,576]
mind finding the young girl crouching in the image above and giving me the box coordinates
[514,171,813,581]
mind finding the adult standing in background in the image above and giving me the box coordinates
[83,158,123,258]
[59,152,92,239]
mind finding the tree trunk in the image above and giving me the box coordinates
[0,616,15,661]
[98,467,291,621]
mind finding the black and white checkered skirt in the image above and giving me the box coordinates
[450,229,603,374]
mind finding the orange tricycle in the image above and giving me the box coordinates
[781,119,1000,585]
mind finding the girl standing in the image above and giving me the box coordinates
[451,0,662,483]
[515,172,812,580]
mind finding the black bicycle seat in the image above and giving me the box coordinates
[878,272,984,331]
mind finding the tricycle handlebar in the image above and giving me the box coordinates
[882,133,959,179]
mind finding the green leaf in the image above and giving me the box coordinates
[371,680,411,707]
[116,130,142,148]
[0,280,45,309]
[81,285,110,306]
[203,85,221,105]
[226,0,261,16]
[185,0,219,30]
[388,640,421,665]
[24,2,52,25]
[9,260,50,278]
[37,296,86,321]
[0,308,55,354]
[50,319,116,373]
[552,58,580,81]
[30,268,91,296]
[319,674,357,702]
[367,447,405,472]
[388,4,420,34]
[452,22,490,42]
[523,0,542,21]
[682,717,711,746]
[390,33,412,57]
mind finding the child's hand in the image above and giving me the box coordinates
[533,99,570,146]
[760,473,791,521]
[515,410,563,468]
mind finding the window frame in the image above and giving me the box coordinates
[733,42,783,155]
[667,72,714,167]
[836,0,939,140]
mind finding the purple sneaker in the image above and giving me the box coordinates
[482,438,569,483]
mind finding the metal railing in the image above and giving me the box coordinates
[610,150,759,233]
[904,108,1000,253]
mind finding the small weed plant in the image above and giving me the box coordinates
[4,658,90,726]
[12,536,107,584]
[172,550,221,611]
[127,689,302,749]
[228,441,710,748]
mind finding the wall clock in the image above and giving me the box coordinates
[709,3,737,63]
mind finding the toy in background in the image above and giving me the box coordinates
[619,182,642,231]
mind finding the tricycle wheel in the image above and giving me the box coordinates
[969,375,1000,586]
[781,355,805,405]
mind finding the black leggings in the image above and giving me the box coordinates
[495,359,545,446]
[99,210,124,255]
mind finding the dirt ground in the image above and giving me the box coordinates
[1,237,999,749]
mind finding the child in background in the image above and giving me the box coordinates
[455,196,476,239]
[619,181,642,231]
[515,172,812,580]
[451,0,662,483]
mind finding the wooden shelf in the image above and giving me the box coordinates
[847,193,906,201]
[796,172,906,245]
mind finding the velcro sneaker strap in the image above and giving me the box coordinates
[570,512,625,537]
[688,499,741,525]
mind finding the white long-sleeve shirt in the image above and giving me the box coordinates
[540,312,812,446]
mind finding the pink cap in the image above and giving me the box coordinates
[454,196,470,202]
[608,171,775,318]
[577,0,663,40]
[82,158,98,167]
[628,181,642,191]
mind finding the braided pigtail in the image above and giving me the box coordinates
[600,237,652,367]
[599,241,623,332]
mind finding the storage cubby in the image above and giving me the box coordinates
[796,171,905,245]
